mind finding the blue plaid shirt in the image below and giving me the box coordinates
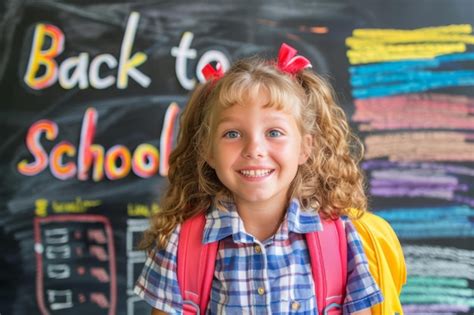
[135,199,383,314]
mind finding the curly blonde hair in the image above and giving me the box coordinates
[140,56,367,251]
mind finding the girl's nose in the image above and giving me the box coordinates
[242,137,266,159]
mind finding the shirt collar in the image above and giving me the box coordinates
[202,198,323,244]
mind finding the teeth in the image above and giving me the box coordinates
[239,169,272,177]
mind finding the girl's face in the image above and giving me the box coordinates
[206,91,312,211]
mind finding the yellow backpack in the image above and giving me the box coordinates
[352,211,407,315]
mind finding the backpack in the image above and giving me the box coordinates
[350,211,407,315]
[177,211,406,315]
[177,213,347,315]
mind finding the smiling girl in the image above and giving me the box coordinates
[135,44,383,314]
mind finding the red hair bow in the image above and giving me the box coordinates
[201,62,224,81]
[277,43,312,74]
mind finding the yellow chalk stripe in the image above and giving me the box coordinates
[353,24,472,37]
[348,53,454,64]
[347,45,466,64]
[346,34,474,47]
[349,43,466,53]
[348,54,433,65]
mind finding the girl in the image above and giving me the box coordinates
[135,43,383,314]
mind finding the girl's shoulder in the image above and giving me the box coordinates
[147,223,182,259]
[163,223,182,253]
[134,224,183,313]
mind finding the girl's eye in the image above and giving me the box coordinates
[267,129,282,137]
[224,131,240,139]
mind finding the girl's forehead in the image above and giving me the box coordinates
[208,75,304,127]
[215,86,298,113]
[213,99,299,129]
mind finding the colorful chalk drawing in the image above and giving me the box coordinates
[17,103,179,181]
[34,215,117,315]
[23,12,150,91]
[126,219,150,315]
[401,245,474,311]
[346,25,474,314]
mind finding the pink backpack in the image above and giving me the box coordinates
[177,213,347,315]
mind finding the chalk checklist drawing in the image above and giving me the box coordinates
[125,219,151,315]
[346,25,474,314]
[34,215,117,315]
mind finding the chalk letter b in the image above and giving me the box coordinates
[24,24,65,90]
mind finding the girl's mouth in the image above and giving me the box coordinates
[238,169,274,178]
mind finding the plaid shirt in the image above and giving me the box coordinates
[135,199,383,314]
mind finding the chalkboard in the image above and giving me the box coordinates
[0,1,473,314]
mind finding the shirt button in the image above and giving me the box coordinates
[257,287,265,295]
[291,301,300,310]
[254,245,262,253]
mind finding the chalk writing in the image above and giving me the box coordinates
[17,103,179,181]
[24,12,150,90]
[127,203,160,217]
[34,215,116,315]
[52,198,102,214]
[35,198,101,216]
[171,32,231,90]
[126,219,150,314]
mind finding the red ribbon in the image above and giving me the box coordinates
[201,62,224,82]
[277,43,312,74]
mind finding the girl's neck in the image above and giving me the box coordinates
[235,199,288,242]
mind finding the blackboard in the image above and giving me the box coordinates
[0,1,473,314]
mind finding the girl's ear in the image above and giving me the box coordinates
[298,134,313,165]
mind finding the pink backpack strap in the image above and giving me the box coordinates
[305,218,348,315]
[177,213,218,315]
[177,214,347,314]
